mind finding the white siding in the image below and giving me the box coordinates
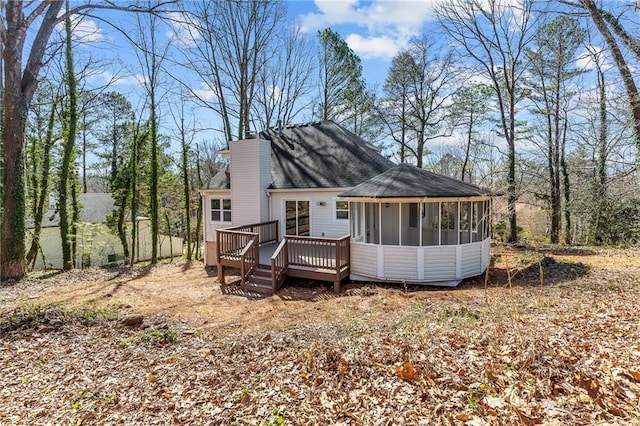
[202,192,231,241]
[29,220,183,270]
[383,246,418,280]
[351,242,379,277]
[461,242,482,277]
[269,190,349,239]
[423,246,457,280]
[229,138,271,225]
[350,238,490,284]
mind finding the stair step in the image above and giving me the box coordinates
[249,274,273,286]
[253,267,271,276]
[241,281,273,294]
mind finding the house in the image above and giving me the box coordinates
[201,121,493,293]
[28,193,183,269]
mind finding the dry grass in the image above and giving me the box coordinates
[1,245,640,424]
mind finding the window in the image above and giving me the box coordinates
[211,198,231,222]
[285,200,310,236]
[335,200,349,220]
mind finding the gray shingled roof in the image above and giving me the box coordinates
[204,121,393,191]
[204,165,230,190]
[339,163,493,198]
[30,193,119,228]
[263,121,393,189]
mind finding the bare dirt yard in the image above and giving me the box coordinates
[1,245,640,425]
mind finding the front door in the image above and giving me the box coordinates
[285,200,310,236]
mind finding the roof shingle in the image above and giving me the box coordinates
[339,163,493,198]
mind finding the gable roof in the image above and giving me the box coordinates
[339,163,493,198]
[262,121,393,189]
[30,193,118,228]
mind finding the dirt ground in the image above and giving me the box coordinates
[3,244,639,335]
[2,244,640,425]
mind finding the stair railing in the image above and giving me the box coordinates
[239,236,259,285]
[270,238,288,291]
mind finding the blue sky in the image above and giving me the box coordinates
[287,0,440,85]
[67,0,446,153]
[64,0,637,163]
[77,0,442,96]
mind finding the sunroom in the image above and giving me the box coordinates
[340,163,493,286]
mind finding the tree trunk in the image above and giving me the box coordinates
[59,2,79,271]
[26,96,58,266]
[180,125,192,261]
[581,0,640,148]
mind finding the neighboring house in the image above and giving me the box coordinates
[28,193,183,270]
[201,121,493,293]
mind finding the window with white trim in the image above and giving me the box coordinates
[210,198,231,222]
[335,200,349,220]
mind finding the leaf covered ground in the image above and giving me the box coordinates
[1,246,640,425]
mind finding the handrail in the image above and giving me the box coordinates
[224,220,278,245]
[284,234,351,276]
[270,238,288,291]
[216,229,258,260]
[239,237,258,285]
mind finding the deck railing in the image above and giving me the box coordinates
[270,239,288,291]
[216,229,258,264]
[225,220,278,246]
[285,234,351,274]
[239,237,259,285]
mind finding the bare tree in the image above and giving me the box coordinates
[437,0,537,242]
[564,0,640,147]
[252,25,316,130]
[381,36,457,168]
[0,0,172,279]
[182,0,286,142]
[526,16,585,244]
[133,10,169,264]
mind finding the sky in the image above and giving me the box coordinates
[63,0,448,155]
[77,0,443,99]
[60,0,638,163]
[288,0,440,85]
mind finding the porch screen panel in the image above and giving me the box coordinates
[403,203,420,246]
[422,202,439,246]
[441,202,458,245]
[459,201,471,244]
[350,202,363,241]
[472,201,482,242]
[381,203,399,245]
[364,202,379,244]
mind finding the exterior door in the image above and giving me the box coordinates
[285,200,310,236]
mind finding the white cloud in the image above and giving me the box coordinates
[166,11,200,48]
[575,46,612,72]
[299,0,438,32]
[345,34,405,60]
[56,15,104,44]
[297,0,440,60]
[193,82,217,102]
[73,18,103,43]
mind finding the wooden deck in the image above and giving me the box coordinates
[216,221,350,294]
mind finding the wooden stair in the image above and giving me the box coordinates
[240,264,274,294]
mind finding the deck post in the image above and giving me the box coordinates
[333,280,341,293]
[218,264,225,284]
